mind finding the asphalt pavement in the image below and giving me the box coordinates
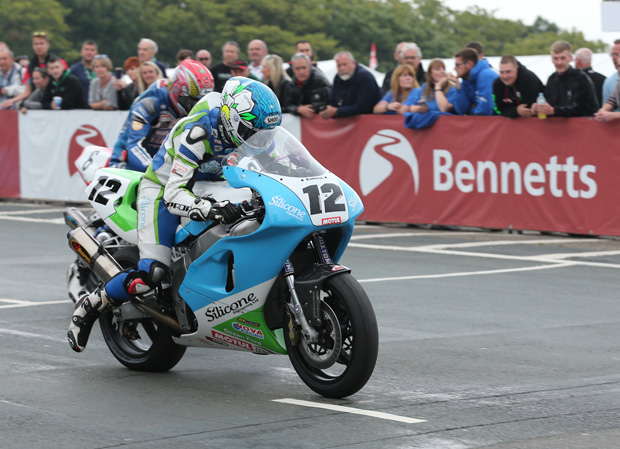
[1,200,619,449]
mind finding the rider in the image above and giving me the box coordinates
[68,77,283,352]
[66,59,214,303]
[109,59,214,171]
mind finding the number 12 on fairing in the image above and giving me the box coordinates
[302,183,346,215]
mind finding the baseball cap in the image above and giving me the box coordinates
[231,59,248,70]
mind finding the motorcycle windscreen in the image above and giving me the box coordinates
[224,127,326,178]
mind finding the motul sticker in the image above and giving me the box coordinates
[172,163,189,176]
[331,265,348,271]
[322,217,341,225]
[212,331,254,351]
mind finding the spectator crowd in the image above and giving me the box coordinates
[1,32,619,127]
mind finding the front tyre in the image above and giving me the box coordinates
[285,273,379,398]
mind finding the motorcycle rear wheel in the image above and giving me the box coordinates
[98,247,187,372]
[284,273,379,398]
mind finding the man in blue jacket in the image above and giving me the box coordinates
[320,51,382,119]
[449,48,498,116]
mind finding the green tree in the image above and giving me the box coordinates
[0,0,71,59]
[504,30,606,55]
[2,0,609,75]
[60,0,153,66]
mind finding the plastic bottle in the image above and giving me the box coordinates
[536,92,547,120]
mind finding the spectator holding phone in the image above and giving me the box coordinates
[406,58,457,112]
[403,58,456,129]
[373,64,419,115]
[89,55,118,110]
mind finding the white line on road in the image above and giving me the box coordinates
[0,215,65,224]
[0,207,68,216]
[409,238,597,250]
[359,263,572,283]
[351,232,482,240]
[349,243,620,269]
[0,327,65,342]
[535,250,620,259]
[273,398,426,424]
[0,299,72,309]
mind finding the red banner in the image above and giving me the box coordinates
[301,115,620,236]
[0,110,20,198]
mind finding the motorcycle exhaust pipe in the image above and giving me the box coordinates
[129,299,184,333]
[68,227,185,334]
[64,207,97,235]
[67,226,122,283]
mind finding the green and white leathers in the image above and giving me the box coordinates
[136,91,235,265]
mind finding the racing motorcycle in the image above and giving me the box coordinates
[64,127,379,398]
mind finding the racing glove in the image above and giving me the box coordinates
[207,200,242,224]
[188,198,213,221]
[189,198,242,224]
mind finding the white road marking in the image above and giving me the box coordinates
[273,398,426,424]
[0,207,68,216]
[0,299,72,309]
[0,215,65,224]
[351,232,482,240]
[349,243,620,269]
[536,250,620,259]
[359,263,572,283]
[0,327,65,342]
[411,238,597,249]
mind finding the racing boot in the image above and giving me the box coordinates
[66,261,89,304]
[67,288,115,353]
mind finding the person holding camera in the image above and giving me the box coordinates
[284,53,331,118]
[88,55,118,110]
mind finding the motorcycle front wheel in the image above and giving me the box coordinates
[98,247,187,372]
[284,273,379,398]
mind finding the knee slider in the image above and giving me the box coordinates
[149,261,168,285]
[122,260,169,295]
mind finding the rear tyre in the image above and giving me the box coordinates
[285,273,378,398]
[98,247,187,372]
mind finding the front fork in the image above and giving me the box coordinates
[284,234,332,345]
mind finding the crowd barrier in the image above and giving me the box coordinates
[1,110,618,236]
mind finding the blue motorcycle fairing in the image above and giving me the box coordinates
[179,168,313,312]
[178,165,363,314]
